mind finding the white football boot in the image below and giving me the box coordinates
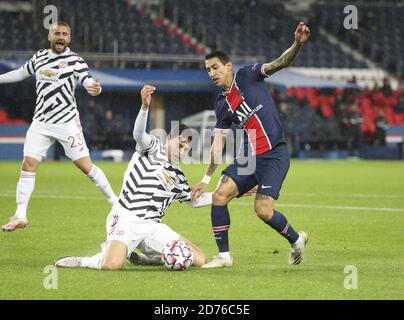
[54,256,83,268]
[201,255,233,269]
[289,231,309,265]
[1,216,29,232]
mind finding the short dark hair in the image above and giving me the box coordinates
[205,50,231,65]
[169,123,192,142]
[50,21,71,31]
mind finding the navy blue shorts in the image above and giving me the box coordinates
[222,144,290,200]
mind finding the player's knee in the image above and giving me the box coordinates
[254,202,274,221]
[212,190,231,205]
[74,157,93,174]
[101,260,124,270]
[22,158,38,172]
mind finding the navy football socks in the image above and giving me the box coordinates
[265,210,299,244]
[211,205,231,252]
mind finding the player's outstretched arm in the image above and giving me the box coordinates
[186,192,213,208]
[190,132,227,202]
[263,21,310,76]
[0,67,30,84]
[133,84,156,150]
[75,57,102,96]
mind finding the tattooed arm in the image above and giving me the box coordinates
[263,22,310,76]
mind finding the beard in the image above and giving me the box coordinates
[51,40,68,53]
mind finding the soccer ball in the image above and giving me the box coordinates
[161,240,194,271]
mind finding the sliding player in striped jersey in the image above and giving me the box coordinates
[0,22,117,231]
[54,85,208,270]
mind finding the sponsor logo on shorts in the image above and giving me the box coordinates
[108,214,119,236]
[261,185,272,189]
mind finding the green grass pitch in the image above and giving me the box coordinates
[1,160,403,300]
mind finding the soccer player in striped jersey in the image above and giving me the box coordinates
[54,85,208,270]
[0,22,117,231]
[191,22,310,267]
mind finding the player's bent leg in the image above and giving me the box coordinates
[74,156,118,205]
[55,239,127,270]
[254,193,299,243]
[254,193,275,221]
[212,175,239,206]
[2,156,40,232]
[179,236,206,267]
[254,193,308,265]
[101,240,128,270]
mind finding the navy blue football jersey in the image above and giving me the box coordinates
[214,63,286,156]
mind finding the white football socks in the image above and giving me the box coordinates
[15,171,36,219]
[219,252,231,260]
[86,165,117,205]
[81,253,103,269]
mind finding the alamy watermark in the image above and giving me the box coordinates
[154,121,257,175]
[43,265,58,290]
[43,5,58,30]
[343,265,358,289]
[343,5,358,30]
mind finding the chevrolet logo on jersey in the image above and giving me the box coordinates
[156,169,175,191]
[40,69,57,78]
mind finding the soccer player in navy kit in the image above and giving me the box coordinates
[191,22,310,268]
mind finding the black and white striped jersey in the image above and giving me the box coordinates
[22,47,93,124]
[117,135,191,223]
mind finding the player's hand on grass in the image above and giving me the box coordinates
[86,78,101,96]
[294,21,310,44]
[190,182,208,202]
[140,84,156,109]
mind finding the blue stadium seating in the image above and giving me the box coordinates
[311,1,404,74]
[164,0,367,68]
[2,0,403,71]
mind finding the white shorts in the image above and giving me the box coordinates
[24,116,89,161]
[104,208,180,258]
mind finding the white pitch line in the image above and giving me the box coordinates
[0,192,102,201]
[1,190,404,199]
[235,202,404,213]
[286,192,404,199]
[0,192,403,213]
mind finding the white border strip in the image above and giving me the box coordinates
[0,137,25,143]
